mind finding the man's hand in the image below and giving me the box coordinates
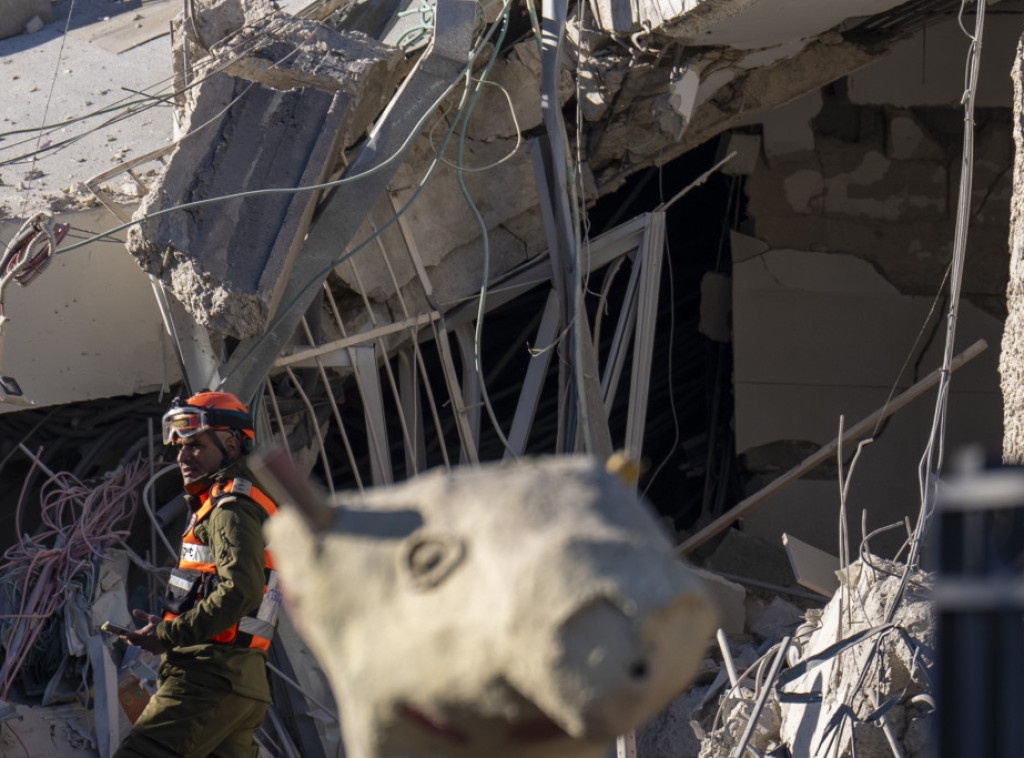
[123,609,168,655]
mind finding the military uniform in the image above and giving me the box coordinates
[114,462,278,758]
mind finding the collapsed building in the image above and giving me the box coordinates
[0,0,1022,755]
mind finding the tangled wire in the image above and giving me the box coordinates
[0,455,148,701]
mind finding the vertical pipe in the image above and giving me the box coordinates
[935,465,1024,758]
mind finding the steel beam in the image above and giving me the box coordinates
[624,211,666,459]
[352,345,393,485]
[504,289,560,459]
[454,324,482,463]
[221,0,477,402]
[398,348,426,476]
[148,277,221,395]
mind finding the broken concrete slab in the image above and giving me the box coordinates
[586,32,883,196]
[127,23,404,339]
[222,14,411,149]
[778,557,934,757]
[331,130,545,309]
[129,79,350,339]
[782,532,840,596]
[588,0,906,44]
[748,595,803,641]
[218,0,480,401]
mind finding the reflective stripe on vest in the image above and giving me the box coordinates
[163,477,280,649]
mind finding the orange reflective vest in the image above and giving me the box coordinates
[163,476,280,651]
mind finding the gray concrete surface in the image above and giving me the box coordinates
[0,0,178,219]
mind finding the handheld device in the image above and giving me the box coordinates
[101,621,133,636]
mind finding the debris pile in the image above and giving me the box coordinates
[637,548,935,758]
[0,457,158,752]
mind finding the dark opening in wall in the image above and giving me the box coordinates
[583,136,745,532]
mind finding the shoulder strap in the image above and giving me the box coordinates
[210,477,276,520]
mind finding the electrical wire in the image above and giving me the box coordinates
[214,0,521,391]
[140,463,183,559]
[456,4,517,457]
[0,456,148,700]
[0,0,326,169]
[428,78,523,172]
[808,5,986,751]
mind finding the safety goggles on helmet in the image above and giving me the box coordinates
[161,402,253,445]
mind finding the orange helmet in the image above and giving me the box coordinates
[162,391,255,450]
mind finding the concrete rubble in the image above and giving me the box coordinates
[636,550,935,758]
[120,0,919,356]
[0,0,1017,756]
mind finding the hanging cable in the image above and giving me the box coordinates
[911,0,983,568]
[0,456,148,700]
[813,4,986,752]
[456,5,517,457]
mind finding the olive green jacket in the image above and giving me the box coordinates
[155,468,272,703]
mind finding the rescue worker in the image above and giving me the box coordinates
[114,391,281,758]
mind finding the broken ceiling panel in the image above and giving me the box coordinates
[127,22,404,339]
[129,78,352,339]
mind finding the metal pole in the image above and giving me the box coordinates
[934,464,1024,758]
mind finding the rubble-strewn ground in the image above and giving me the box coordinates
[0,0,173,217]
[0,0,302,219]
[639,544,936,758]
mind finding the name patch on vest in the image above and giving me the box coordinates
[180,543,213,564]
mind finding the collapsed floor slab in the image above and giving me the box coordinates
[127,17,404,339]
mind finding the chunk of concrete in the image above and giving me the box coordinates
[24,15,45,35]
[782,532,839,596]
[128,24,404,339]
[748,596,803,641]
[778,557,934,757]
[222,15,409,149]
[0,0,52,40]
[689,565,746,635]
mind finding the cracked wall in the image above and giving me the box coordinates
[731,21,1012,553]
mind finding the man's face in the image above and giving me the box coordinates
[176,430,238,485]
